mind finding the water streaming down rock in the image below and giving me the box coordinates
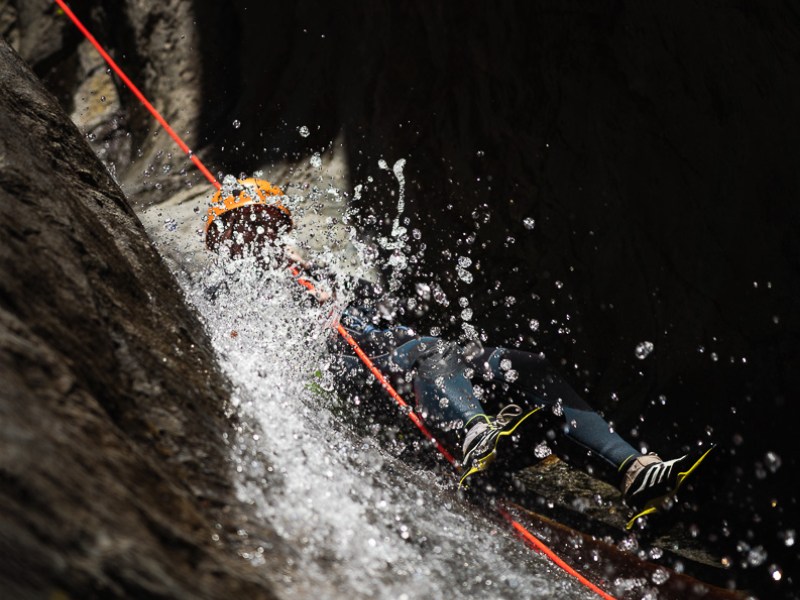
[176,194,598,600]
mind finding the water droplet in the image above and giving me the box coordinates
[523,218,535,230]
[650,568,669,585]
[504,369,518,382]
[529,319,540,331]
[461,308,473,321]
[499,359,512,371]
[635,341,654,359]
[459,297,469,307]
[747,546,767,567]
[458,256,472,268]
[432,284,449,306]
[476,150,485,157]
[461,323,479,340]
[233,119,241,128]
[765,451,782,473]
[299,125,310,137]
[781,529,795,547]
[534,443,551,458]
[100,96,106,102]
[310,153,323,168]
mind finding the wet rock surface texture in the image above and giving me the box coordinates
[0,39,285,599]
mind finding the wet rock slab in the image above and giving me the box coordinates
[0,38,290,600]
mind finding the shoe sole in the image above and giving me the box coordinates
[625,445,715,530]
[459,408,541,487]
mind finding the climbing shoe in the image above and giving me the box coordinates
[459,404,539,487]
[621,445,715,529]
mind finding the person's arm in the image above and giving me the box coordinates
[284,247,312,271]
[284,247,333,303]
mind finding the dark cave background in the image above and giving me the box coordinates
[9,1,799,597]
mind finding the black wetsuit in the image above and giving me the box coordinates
[328,280,643,486]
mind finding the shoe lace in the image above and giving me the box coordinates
[494,404,523,427]
[463,404,524,457]
[620,452,662,498]
[464,404,522,453]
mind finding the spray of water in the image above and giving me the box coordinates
[177,168,593,599]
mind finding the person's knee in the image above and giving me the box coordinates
[417,341,463,381]
[390,337,439,370]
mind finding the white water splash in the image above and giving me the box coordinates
[376,158,410,292]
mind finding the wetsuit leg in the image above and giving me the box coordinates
[390,338,485,436]
[331,338,487,444]
[467,348,643,486]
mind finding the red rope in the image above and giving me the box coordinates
[53,0,220,191]
[291,271,456,464]
[334,322,457,465]
[497,508,619,600]
[56,3,616,596]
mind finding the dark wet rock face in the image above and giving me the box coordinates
[0,39,284,599]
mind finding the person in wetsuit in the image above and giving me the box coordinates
[324,278,715,529]
[204,179,713,529]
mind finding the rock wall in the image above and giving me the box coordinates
[0,38,286,600]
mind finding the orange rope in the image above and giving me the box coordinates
[497,508,619,600]
[334,322,457,465]
[290,270,456,464]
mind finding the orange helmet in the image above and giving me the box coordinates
[204,178,293,256]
